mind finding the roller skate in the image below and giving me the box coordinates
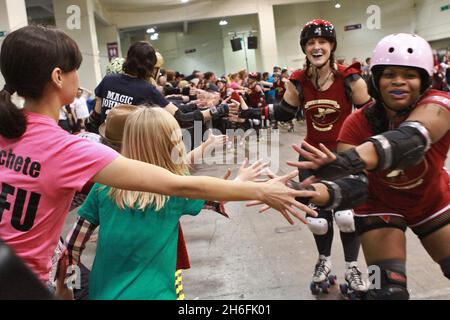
[339,262,367,300]
[310,255,337,295]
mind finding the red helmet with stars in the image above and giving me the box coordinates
[300,19,337,53]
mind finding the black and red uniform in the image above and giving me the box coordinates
[273,80,286,102]
[247,83,267,109]
[338,90,450,226]
[290,63,362,151]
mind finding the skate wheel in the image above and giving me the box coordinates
[320,282,331,294]
[328,275,337,286]
[339,283,348,295]
[310,283,320,295]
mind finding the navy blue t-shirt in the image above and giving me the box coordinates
[95,74,169,121]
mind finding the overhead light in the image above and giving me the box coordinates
[335,2,341,8]
[219,20,228,26]
[181,0,189,3]
[146,27,156,34]
[150,33,159,41]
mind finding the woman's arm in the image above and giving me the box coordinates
[91,156,320,224]
[187,131,227,165]
[349,77,371,106]
[289,102,450,180]
[351,102,450,171]
[253,159,368,213]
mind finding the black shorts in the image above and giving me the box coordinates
[355,208,450,239]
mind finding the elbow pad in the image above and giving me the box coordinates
[174,109,204,128]
[367,121,432,171]
[319,173,369,211]
[273,100,297,122]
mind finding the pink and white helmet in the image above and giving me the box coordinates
[370,33,434,76]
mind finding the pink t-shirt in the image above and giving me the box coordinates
[0,112,118,281]
[229,82,240,90]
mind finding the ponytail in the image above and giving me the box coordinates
[0,25,82,139]
[0,87,26,139]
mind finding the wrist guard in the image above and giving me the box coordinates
[312,148,366,181]
[287,180,317,206]
[209,104,229,120]
[319,173,368,211]
[174,109,204,128]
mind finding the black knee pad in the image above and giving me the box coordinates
[439,257,450,280]
[365,260,409,300]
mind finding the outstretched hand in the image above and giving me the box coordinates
[287,141,336,171]
[205,129,228,149]
[255,170,319,225]
[235,158,269,182]
[247,169,317,224]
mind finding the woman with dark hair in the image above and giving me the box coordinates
[280,19,372,297]
[234,21,372,298]
[0,25,320,296]
[292,33,450,299]
[88,41,230,134]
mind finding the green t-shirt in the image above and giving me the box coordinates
[77,183,205,300]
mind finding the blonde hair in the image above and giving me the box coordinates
[108,107,189,211]
[229,73,240,82]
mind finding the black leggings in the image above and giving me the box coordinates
[299,154,360,262]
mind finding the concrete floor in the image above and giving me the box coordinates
[62,121,450,300]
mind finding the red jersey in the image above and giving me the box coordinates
[338,90,450,225]
[247,84,267,109]
[290,63,361,150]
[273,80,286,101]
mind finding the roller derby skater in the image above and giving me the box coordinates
[290,19,370,298]
[236,20,371,298]
[291,33,450,300]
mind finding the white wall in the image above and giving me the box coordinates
[274,0,416,69]
[101,0,450,74]
[321,0,415,63]
[0,0,28,88]
[96,20,121,78]
[147,19,226,76]
[221,15,261,75]
[274,2,320,70]
[120,15,262,76]
[429,38,450,51]
[415,0,450,41]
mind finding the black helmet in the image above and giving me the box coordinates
[300,19,337,53]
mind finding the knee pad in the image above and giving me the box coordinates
[439,257,450,280]
[334,210,355,233]
[307,217,329,235]
[366,285,409,300]
[365,260,409,300]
